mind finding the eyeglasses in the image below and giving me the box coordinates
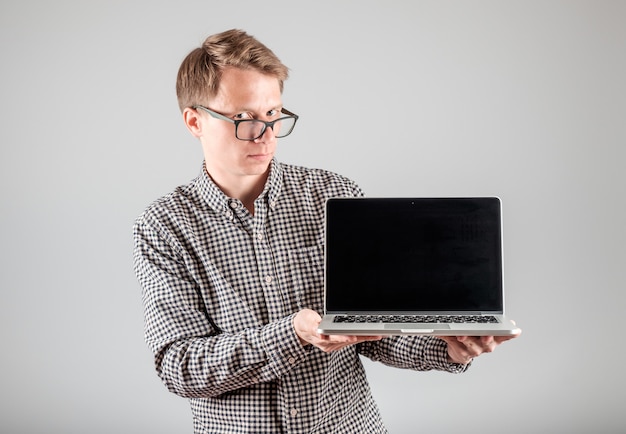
[193,105,299,141]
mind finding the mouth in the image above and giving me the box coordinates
[248,152,273,160]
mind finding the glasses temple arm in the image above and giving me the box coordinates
[281,108,298,118]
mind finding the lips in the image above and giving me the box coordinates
[248,152,273,161]
[249,148,273,156]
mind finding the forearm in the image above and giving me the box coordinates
[358,335,469,374]
[155,314,309,398]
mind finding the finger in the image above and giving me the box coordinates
[318,339,361,353]
[439,336,466,345]
[316,334,383,353]
[319,333,354,342]
[494,334,518,344]
[495,328,521,343]
[439,336,470,353]
[463,340,479,356]
[357,335,384,342]
[461,337,479,349]
[439,337,474,363]
[480,336,496,346]
[320,334,382,343]
[456,347,476,364]
[478,336,496,352]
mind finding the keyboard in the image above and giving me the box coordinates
[332,314,498,324]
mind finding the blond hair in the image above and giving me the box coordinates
[176,29,289,112]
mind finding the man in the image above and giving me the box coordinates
[133,29,518,433]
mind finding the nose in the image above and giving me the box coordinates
[254,123,276,143]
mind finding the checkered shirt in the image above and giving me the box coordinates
[133,159,468,433]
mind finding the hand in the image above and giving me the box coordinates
[293,309,383,353]
[439,330,521,365]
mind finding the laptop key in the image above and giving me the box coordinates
[333,315,498,324]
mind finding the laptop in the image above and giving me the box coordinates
[317,197,520,336]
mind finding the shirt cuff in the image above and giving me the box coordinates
[426,337,471,374]
[260,314,310,378]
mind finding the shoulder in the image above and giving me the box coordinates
[134,176,204,233]
[278,162,364,198]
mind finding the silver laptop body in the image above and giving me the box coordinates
[317,197,520,336]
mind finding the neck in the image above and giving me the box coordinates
[205,163,269,214]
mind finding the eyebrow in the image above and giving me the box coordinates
[232,105,283,116]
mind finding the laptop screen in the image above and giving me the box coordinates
[324,197,503,313]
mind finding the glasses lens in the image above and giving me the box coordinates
[236,120,265,140]
[235,117,297,140]
[274,117,296,138]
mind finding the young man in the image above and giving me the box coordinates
[133,29,518,433]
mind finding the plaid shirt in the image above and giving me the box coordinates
[133,159,468,433]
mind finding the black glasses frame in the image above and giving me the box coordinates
[192,105,299,141]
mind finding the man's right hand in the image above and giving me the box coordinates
[293,309,383,353]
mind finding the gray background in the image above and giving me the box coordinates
[1,1,624,433]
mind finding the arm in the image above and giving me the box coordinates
[133,216,308,398]
[291,309,462,372]
[358,335,470,373]
[357,332,520,369]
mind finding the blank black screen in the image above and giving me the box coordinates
[325,197,503,312]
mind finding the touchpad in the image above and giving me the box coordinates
[385,324,450,330]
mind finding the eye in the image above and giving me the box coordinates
[234,112,253,120]
[267,109,279,118]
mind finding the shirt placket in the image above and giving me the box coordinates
[253,197,306,432]
[251,197,288,323]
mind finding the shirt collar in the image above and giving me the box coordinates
[196,158,283,214]
[264,158,283,210]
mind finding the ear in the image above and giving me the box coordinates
[183,107,203,138]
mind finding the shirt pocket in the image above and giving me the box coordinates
[287,244,325,314]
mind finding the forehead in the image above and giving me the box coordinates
[213,67,282,111]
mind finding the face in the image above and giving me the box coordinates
[184,67,283,194]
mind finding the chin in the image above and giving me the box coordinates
[246,154,273,166]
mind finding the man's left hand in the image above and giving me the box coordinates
[440,332,521,365]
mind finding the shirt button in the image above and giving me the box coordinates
[257,232,263,241]
[290,408,298,417]
[288,357,296,364]
[269,200,277,209]
[229,201,239,209]
[264,275,272,284]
